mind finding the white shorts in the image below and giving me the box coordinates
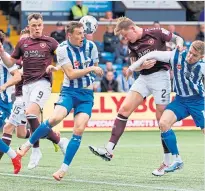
[23,79,51,110]
[9,96,26,127]
[130,70,171,105]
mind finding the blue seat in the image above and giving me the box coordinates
[95,41,104,52]
[100,52,115,62]
[185,41,192,49]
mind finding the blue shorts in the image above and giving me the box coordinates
[55,86,94,117]
[0,105,12,128]
[166,95,204,129]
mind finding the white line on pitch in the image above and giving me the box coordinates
[0,173,199,191]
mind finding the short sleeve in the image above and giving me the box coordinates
[91,42,99,63]
[56,45,72,67]
[11,41,22,59]
[0,52,18,72]
[160,28,172,42]
[50,37,59,53]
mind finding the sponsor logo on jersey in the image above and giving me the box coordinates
[40,43,46,48]
[74,61,80,69]
[148,38,154,45]
[177,64,182,70]
[133,45,139,51]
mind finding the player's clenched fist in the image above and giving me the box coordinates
[92,66,104,77]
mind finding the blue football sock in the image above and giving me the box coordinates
[29,120,52,145]
[63,134,82,166]
[0,139,9,153]
[161,129,179,155]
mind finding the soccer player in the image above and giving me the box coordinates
[0,31,22,174]
[88,17,184,176]
[0,29,30,162]
[17,21,103,180]
[0,13,68,169]
[0,28,63,160]
[126,40,204,173]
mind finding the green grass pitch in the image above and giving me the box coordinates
[0,131,204,191]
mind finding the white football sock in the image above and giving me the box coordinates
[163,153,171,166]
[61,163,69,172]
[173,155,182,162]
[106,142,115,154]
[7,148,17,159]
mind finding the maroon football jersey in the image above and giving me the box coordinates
[129,28,172,75]
[11,36,58,85]
[15,79,23,97]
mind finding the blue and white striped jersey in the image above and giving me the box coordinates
[0,53,18,106]
[170,49,205,97]
[56,39,99,88]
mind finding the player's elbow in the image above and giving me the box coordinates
[14,72,22,83]
[65,73,75,80]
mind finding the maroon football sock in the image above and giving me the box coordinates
[47,130,60,144]
[27,116,40,148]
[25,129,31,139]
[109,114,128,145]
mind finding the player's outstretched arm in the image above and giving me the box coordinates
[0,69,21,92]
[0,45,16,67]
[171,34,184,52]
[129,51,173,72]
[61,64,103,80]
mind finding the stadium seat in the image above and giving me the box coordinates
[185,41,192,49]
[94,41,104,52]
[100,52,115,63]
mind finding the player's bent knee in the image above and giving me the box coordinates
[73,127,84,136]
[159,119,170,132]
[3,123,15,134]
[118,105,130,116]
[48,116,61,127]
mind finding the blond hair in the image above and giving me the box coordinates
[114,17,135,36]
[191,40,205,55]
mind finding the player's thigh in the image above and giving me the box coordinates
[9,97,26,127]
[159,109,177,131]
[118,90,144,116]
[166,97,190,122]
[55,87,74,115]
[73,113,90,135]
[155,104,167,121]
[187,97,204,129]
[130,75,151,100]
[25,79,51,111]
[73,89,94,118]
[122,76,147,116]
[16,125,27,138]
[49,105,68,126]
[149,71,171,105]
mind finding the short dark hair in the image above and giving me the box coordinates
[27,13,43,22]
[65,21,83,34]
[56,21,63,26]
[0,31,5,44]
